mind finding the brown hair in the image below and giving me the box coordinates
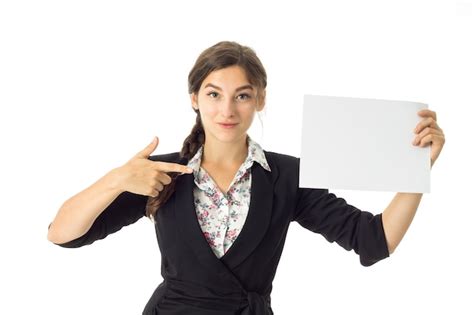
[144,40,267,221]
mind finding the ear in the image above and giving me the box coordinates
[256,89,266,112]
[190,93,198,110]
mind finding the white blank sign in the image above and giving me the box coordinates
[300,95,431,193]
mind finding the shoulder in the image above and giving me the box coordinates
[263,150,300,167]
[148,150,302,171]
[262,150,301,179]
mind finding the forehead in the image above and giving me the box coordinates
[202,65,250,87]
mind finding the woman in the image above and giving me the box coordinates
[47,41,445,314]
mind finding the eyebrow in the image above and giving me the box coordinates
[204,83,254,92]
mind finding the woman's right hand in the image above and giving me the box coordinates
[113,136,193,197]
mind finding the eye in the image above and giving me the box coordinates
[237,93,251,101]
[207,91,219,98]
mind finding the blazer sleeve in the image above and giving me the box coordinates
[48,154,178,248]
[292,186,390,266]
[50,191,148,248]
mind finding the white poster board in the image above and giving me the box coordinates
[300,94,430,193]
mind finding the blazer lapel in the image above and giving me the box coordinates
[174,172,224,271]
[221,161,275,269]
[174,154,277,271]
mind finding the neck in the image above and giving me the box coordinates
[202,135,249,167]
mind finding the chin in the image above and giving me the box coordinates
[211,131,247,143]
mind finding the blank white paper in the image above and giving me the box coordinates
[300,94,431,193]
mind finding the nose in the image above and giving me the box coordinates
[220,97,237,118]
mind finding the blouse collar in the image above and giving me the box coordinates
[186,135,271,189]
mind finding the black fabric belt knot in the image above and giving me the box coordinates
[165,278,271,314]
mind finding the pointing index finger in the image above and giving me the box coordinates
[152,161,193,174]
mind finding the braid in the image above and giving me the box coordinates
[145,110,205,221]
[181,110,205,159]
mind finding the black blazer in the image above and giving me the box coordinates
[53,150,390,314]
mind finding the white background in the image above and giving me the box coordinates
[1,0,472,314]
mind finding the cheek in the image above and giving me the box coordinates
[241,109,256,120]
[201,107,219,119]
[198,107,218,125]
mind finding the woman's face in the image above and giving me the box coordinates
[190,65,265,144]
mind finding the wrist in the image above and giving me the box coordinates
[105,167,126,194]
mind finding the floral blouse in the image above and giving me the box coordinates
[186,136,271,258]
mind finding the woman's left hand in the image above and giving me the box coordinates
[412,109,445,167]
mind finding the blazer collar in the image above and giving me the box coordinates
[174,151,277,271]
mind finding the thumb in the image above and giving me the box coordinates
[135,136,159,159]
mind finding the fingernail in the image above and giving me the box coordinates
[179,168,193,175]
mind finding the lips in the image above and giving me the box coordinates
[218,122,238,128]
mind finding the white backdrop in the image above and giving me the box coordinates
[1,0,472,314]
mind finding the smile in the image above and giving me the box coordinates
[218,123,238,129]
